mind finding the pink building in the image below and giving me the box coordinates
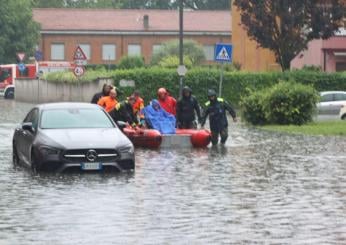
[291,28,346,72]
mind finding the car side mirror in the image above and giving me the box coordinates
[22,122,34,132]
[116,121,127,130]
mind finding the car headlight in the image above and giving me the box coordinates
[118,145,134,154]
[39,146,60,156]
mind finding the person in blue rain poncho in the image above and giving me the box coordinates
[142,99,176,134]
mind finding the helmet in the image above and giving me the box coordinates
[207,89,217,97]
[157,87,167,96]
[182,86,192,94]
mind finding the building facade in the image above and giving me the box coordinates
[231,2,279,71]
[291,29,346,72]
[33,9,231,65]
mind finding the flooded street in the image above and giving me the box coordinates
[0,98,346,244]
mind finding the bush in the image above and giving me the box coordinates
[118,56,145,69]
[241,81,319,125]
[45,68,346,107]
[151,39,205,66]
[158,55,193,69]
[240,91,268,125]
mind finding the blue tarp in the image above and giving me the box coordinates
[142,99,176,134]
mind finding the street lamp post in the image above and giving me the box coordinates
[178,0,184,98]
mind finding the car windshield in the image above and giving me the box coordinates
[40,108,114,129]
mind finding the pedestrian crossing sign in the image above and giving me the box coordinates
[215,43,233,63]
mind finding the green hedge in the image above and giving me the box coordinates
[45,68,346,106]
[241,81,319,125]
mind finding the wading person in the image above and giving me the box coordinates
[97,88,118,112]
[91,84,113,104]
[109,95,138,127]
[176,86,202,129]
[200,89,237,145]
[157,87,176,116]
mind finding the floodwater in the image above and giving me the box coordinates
[0,98,345,245]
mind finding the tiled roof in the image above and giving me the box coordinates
[33,8,231,33]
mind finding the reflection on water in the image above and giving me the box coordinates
[0,98,346,244]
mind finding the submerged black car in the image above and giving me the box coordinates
[12,103,135,173]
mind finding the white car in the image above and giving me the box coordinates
[317,91,346,115]
[340,104,346,120]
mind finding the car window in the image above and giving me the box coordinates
[320,94,334,102]
[335,93,346,101]
[23,108,39,131]
[40,108,115,129]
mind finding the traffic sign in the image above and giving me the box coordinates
[16,52,26,62]
[73,66,85,77]
[215,43,233,63]
[74,60,87,66]
[73,46,87,61]
[34,50,43,61]
[177,65,187,76]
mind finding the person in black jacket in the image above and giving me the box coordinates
[108,96,138,127]
[91,84,113,104]
[176,86,202,129]
[200,89,237,145]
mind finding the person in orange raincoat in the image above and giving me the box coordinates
[157,87,176,116]
[97,88,118,112]
[131,90,145,126]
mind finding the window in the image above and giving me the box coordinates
[102,44,116,61]
[78,44,91,60]
[24,109,39,130]
[335,93,346,101]
[40,108,114,129]
[128,44,141,56]
[152,44,162,55]
[203,45,215,61]
[51,44,65,60]
[320,94,334,102]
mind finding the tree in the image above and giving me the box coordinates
[233,0,345,70]
[151,39,205,66]
[0,0,40,63]
[32,0,65,8]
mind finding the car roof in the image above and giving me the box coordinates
[320,91,346,95]
[37,102,101,110]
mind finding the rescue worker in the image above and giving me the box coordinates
[132,90,145,124]
[176,86,202,129]
[91,84,113,104]
[200,89,237,145]
[157,87,176,116]
[108,95,138,127]
[97,88,118,112]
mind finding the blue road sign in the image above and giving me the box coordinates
[215,43,233,63]
[34,50,43,61]
[18,63,26,72]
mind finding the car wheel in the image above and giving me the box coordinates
[342,114,346,120]
[12,144,19,166]
[4,88,14,99]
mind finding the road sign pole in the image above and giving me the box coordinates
[219,62,224,97]
[179,0,184,98]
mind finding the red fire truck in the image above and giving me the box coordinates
[0,62,74,99]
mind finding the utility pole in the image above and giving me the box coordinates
[178,0,184,98]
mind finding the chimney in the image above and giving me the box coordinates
[143,15,149,29]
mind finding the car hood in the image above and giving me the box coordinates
[39,128,131,149]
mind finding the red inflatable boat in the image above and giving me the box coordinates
[176,129,212,148]
[123,127,211,148]
[123,127,162,148]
